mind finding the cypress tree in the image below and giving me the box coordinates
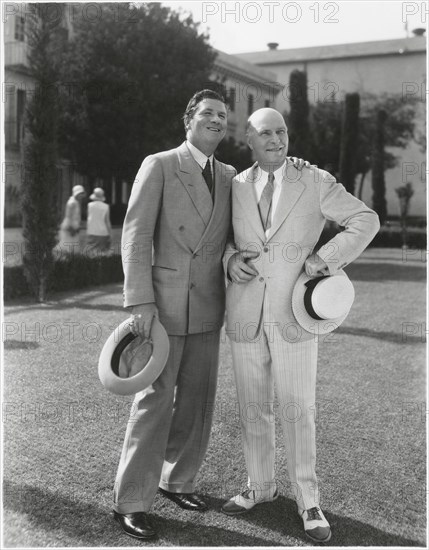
[22,4,62,301]
[371,109,388,225]
[287,70,312,159]
[339,93,360,195]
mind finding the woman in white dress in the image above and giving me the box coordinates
[58,185,86,254]
[86,187,112,255]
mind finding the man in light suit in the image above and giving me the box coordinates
[113,89,235,539]
[221,108,380,543]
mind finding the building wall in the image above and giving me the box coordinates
[211,72,276,144]
[248,50,426,218]
[3,6,84,226]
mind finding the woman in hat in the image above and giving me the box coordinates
[86,187,112,254]
[58,184,86,253]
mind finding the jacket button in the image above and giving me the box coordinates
[259,277,264,282]
[179,226,185,231]
[264,247,269,253]
[190,282,195,289]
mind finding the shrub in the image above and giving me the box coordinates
[4,254,123,302]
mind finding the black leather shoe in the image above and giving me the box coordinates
[158,488,208,511]
[113,511,157,539]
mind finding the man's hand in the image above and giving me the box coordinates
[288,156,311,170]
[130,303,158,339]
[305,253,330,278]
[227,250,260,284]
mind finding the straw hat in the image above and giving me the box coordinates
[98,317,170,395]
[292,270,355,335]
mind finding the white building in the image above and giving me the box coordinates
[237,35,426,218]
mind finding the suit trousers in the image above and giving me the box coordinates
[113,330,220,513]
[230,297,319,511]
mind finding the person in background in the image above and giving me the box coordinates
[86,187,112,255]
[58,184,86,254]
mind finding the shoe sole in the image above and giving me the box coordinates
[113,512,157,540]
[305,530,332,544]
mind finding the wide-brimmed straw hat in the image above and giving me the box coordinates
[292,270,355,335]
[98,317,170,395]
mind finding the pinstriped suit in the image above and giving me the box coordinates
[225,161,379,510]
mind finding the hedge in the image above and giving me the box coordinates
[316,223,426,250]
[4,253,123,302]
[4,225,426,302]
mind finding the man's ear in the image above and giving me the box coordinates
[247,137,253,151]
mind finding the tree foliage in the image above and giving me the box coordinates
[58,2,216,188]
[216,136,253,173]
[22,4,63,301]
[309,92,415,216]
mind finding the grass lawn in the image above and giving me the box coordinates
[2,248,426,547]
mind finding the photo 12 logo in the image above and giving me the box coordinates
[201,2,340,24]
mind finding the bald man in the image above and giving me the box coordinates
[221,108,379,543]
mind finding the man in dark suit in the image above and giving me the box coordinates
[113,89,235,539]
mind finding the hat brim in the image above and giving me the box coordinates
[98,317,170,395]
[292,270,354,335]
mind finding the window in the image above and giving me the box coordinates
[248,94,254,116]
[228,87,236,112]
[15,16,25,42]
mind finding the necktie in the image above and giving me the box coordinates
[202,159,213,194]
[258,172,275,231]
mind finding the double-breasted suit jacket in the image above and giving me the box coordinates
[122,141,235,335]
[225,162,380,342]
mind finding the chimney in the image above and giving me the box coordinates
[267,42,279,50]
[412,28,426,36]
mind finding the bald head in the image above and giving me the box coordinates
[247,108,286,133]
[246,108,289,170]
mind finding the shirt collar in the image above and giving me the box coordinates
[186,140,214,170]
[256,160,287,187]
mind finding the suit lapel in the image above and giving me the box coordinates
[268,163,305,241]
[194,158,231,252]
[176,142,212,226]
[234,163,266,242]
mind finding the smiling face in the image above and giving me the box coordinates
[247,108,289,171]
[186,98,227,156]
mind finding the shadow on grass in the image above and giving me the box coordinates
[3,481,424,547]
[205,494,424,547]
[2,481,281,547]
[337,326,425,345]
[345,262,425,282]
[3,340,40,350]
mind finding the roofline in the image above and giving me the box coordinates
[235,37,426,65]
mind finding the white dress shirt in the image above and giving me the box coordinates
[254,162,286,237]
[186,140,214,173]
